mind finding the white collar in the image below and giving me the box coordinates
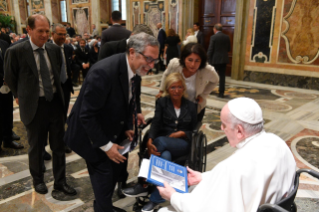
[30,39,45,50]
[236,130,265,149]
[126,55,135,80]
[113,23,121,26]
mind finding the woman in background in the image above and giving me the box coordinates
[182,28,197,46]
[164,29,181,66]
[89,39,99,66]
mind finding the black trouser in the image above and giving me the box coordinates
[117,152,129,184]
[86,155,123,212]
[0,90,13,145]
[71,63,81,83]
[25,94,66,185]
[213,64,227,95]
[61,82,71,117]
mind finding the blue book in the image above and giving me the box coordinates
[146,155,188,193]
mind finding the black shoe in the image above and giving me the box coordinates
[12,132,20,141]
[65,146,72,154]
[43,163,46,173]
[123,183,149,197]
[54,183,77,196]
[43,151,52,160]
[34,183,48,194]
[3,141,24,149]
[112,206,127,212]
[218,93,224,98]
[142,201,159,212]
[117,182,127,199]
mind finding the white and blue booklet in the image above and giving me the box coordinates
[138,155,188,193]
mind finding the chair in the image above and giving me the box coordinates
[258,169,319,212]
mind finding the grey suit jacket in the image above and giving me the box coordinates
[4,40,64,125]
[207,31,231,65]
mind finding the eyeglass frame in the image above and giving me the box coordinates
[138,51,159,64]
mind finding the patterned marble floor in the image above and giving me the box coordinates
[1,74,319,211]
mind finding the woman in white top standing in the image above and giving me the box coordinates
[182,28,198,46]
[156,43,219,122]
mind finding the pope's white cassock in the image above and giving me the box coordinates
[159,130,296,212]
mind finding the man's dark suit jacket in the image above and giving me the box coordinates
[66,27,76,38]
[64,53,140,163]
[0,32,11,45]
[101,25,131,46]
[74,46,90,68]
[10,36,29,46]
[148,96,197,142]
[63,44,75,94]
[98,39,141,114]
[0,40,9,82]
[157,28,167,51]
[4,40,64,125]
[207,31,231,65]
[196,30,204,46]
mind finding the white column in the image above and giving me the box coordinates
[91,0,101,33]
[12,0,22,34]
[44,0,53,24]
[126,0,131,30]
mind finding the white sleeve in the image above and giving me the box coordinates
[99,142,114,152]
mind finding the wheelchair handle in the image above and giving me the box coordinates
[297,169,319,179]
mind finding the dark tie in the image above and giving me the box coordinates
[60,47,67,83]
[130,76,138,151]
[36,48,53,101]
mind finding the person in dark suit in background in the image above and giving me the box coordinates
[4,14,76,196]
[207,23,231,98]
[98,24,153,198]
[74,39,90,79]
[0,40,24,152]
[64,32,159,212]
[194,22,204,47]
[66,23,76,38]
[156,22,166,74]
[51,23,74,154]
[0,30,11,45]
[101,11,131,46]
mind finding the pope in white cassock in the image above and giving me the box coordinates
[157,97,296,212]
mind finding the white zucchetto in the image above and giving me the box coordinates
[228,97,263,124]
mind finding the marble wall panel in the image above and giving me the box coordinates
[250,0,276,63]
[143,1,165,38]
[100,0,109,24]
[279,0,319,65]
[72,7,90,35]
[18,0,27,25]
[51,0,60,24]
[132,1,141,28]
[168,0,178,33]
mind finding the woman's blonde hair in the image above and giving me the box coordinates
[187,28,195,36]
[162,73,188,98]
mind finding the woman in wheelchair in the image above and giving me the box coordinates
[123,73,197,212]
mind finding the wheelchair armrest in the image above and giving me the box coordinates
[257,204,289,212]
[193,121,202,133]
[139,118,153,130]
[297,169,319,179]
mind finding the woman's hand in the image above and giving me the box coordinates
[196,95,203,104]
[169,131,186,138]
[147,138,160,156]
[156,91,164,99]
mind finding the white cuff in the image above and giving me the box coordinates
[99,141,114,152]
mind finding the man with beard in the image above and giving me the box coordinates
[64,32,159,212]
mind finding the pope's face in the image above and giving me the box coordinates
[220,105,239,147]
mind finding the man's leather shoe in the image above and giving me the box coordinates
[123,183,149,197]
[117,182,126,199]
[142,201,159,212]
[43,151,52,160]
[12,132,20,141]
[3,141,24,149]
[112,206,126,212]
[54,183,77,196]
[218,93,224,98]
[65,145,72,154]
[34,183,48,194]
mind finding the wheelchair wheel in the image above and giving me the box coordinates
[190,131,207,172]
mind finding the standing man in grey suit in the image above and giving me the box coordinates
[194,22,204,47]
[101,11,131,46]
[207,23,231,98]
[4,14,76,196]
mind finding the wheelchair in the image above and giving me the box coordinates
[257,169,319,212]
[131,118,207,211]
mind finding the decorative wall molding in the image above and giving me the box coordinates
[132,2,141,28]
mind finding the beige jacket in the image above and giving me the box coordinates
[160,58,219,113]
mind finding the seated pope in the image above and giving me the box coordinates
[157,97,296,212]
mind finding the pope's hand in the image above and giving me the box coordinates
[105,144,126,164]
[157,181,176,201]
[187,166,202,186]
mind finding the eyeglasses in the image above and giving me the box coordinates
[169,86,184,91]
[56,33,67,37]
[138,52,159,64]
